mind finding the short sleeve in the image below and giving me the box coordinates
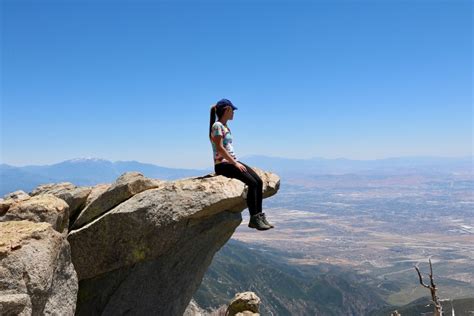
[211,122,224,137]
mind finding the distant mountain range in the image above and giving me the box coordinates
[1,155,472,196]
[0,158,210,196]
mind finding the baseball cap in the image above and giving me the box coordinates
[216,98,238,111]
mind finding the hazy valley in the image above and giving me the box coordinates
[231,171,474,306]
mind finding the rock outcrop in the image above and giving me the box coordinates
[1,194,70,234]
[183,292,262,316]
[226,292,261,316]
[0,168,280,316]
[183,299,209,316]
[30,183,91,223]
[0,220,78,315]
[71,172,163,229]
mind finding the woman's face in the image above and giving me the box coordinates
[224,106,234,120]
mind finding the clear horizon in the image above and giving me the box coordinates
[2,0,472,169]
[1,154,472,170]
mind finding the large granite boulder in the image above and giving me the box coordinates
[68,168,280,316]
[29,182,91,222]
[0,194,69,233]
[0,220,78,315]
[71,172,163,229]
[0,168,280,316]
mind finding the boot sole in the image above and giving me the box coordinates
[248,223,271,230]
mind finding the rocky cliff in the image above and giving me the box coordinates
[0,168,280,315]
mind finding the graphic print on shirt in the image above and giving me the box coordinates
[210,121,237,164]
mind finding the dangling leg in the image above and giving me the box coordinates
[238,161,274,228]
[214,162,270,230]
[215,162,258,215]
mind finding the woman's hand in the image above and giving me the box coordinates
[234,162,247,173]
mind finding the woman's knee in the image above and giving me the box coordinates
[244,177,259,189]
[250,172,263,188]
[241,163,263,184]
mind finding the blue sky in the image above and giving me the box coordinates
[1,0,472,169]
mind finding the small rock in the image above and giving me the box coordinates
[183,299,207,316]
[235,312,259,316]
[0,293,32,316]
[226,292,261,316]
[2,190,31,202]
[0,191,31,216]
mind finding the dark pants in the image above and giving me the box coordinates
[214,161,263,216]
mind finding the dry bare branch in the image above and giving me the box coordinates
[415,264,430,289]
[414,258,443,316]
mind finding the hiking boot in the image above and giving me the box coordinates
[248,213,271,230]
[261,212,274,228]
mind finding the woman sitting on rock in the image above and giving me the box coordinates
[209,98,274,231]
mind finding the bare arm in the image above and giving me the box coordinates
[211,134,247,172]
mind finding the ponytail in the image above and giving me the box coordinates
[209,104,217,140]
[209,103,229,140]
